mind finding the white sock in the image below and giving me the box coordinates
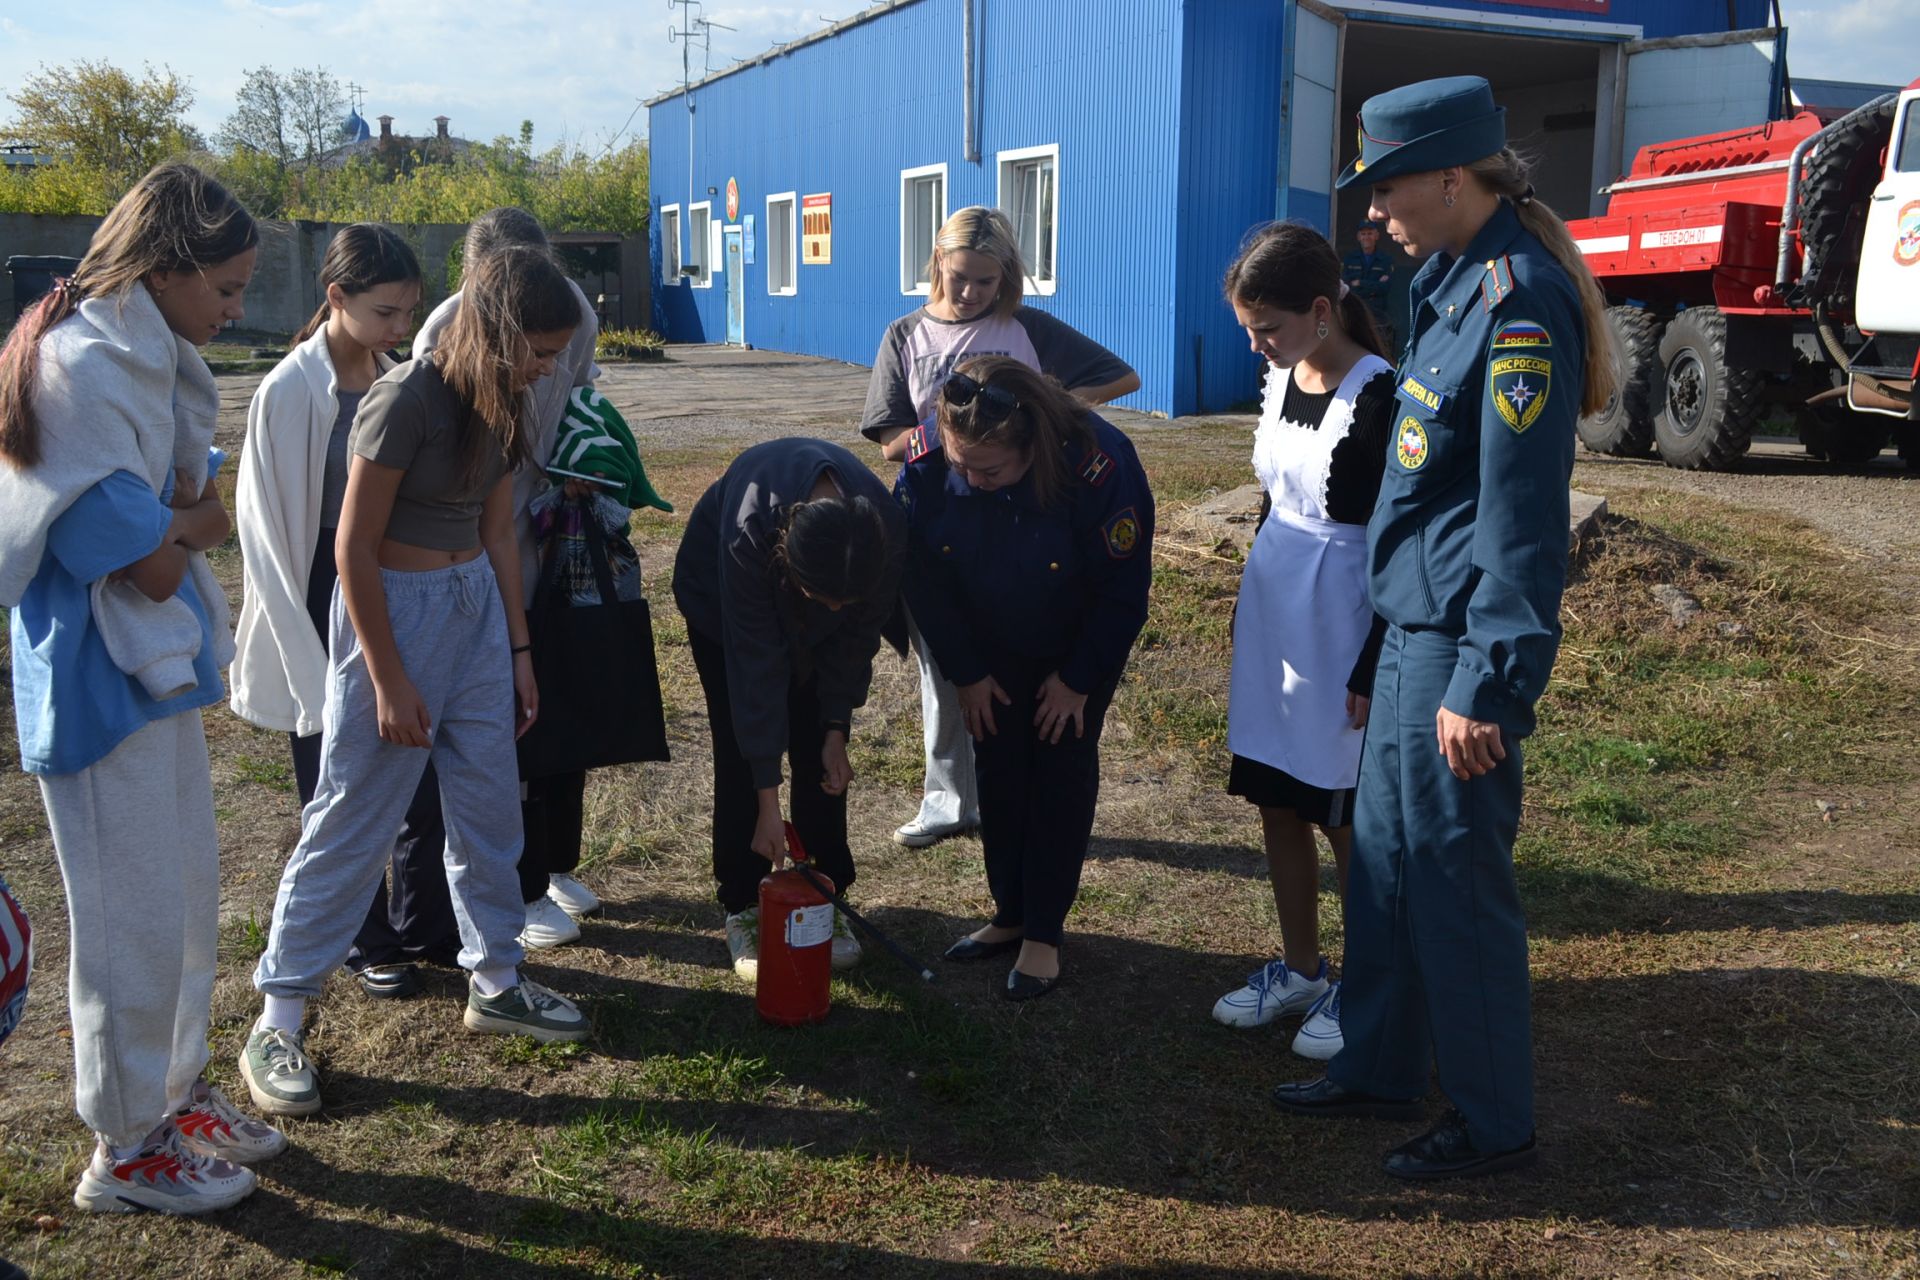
[471,966,517,997]
[260,996,306,1032]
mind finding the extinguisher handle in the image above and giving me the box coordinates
[783,820,810,864]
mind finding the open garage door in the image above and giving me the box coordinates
[1618,28,1788,175]
[1278,0,1343,232]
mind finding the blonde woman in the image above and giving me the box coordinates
[859,206,1138,848]
[1271,76,1616,1182]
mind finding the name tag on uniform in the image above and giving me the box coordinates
[1399,374,1448,415]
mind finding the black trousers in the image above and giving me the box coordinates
[972,656,1117,948]
[686,626,855,916]
[292,531,460,969]
[518,770,587,903]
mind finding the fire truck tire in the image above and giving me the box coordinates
[1799,96,1897,296]
[1798,404,1891,468]
[1577,305,1660,456]
[1652,307,1761,471]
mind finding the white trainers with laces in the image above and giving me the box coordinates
[1211,956,1330,1029]
[830,909,862,971]
[546,873,602,919]
[725,908,759,982]
[173,1078,286,1164]
[73,1119,257,1214]
[1292,981,1344,1061]
[520,895,582,949]
[892,814,979,849]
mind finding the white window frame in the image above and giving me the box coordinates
[899,162,948,296]
[660,204,683,286]
[687,200,713,288]
[766,191,798,297]
[996,144,1059,296]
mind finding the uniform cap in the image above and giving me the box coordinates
[1336,76,1507,190]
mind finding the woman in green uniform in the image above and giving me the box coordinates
[1270,76,1615,1180]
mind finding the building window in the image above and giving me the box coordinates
[899,163,947,295]
[997,144,1059,294]
[660,204,682,285]
[687,201,712,288]
[767,192,797,296]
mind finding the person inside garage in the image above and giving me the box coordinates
[1269,75,1617,1180]
[1341,219,1397,350]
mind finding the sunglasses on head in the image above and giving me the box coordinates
[941,371,1020,424]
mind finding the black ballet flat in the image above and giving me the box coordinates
[1002,967,1060,1002]
[944,934,1022,963]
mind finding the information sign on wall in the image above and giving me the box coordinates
[803,193,833,265]
[726,177,740,222]
[744,214,756,265]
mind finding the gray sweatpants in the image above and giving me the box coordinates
[254,557,526,1000]
[39,710,219,1148]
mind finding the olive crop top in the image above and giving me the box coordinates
[348,359,508,550]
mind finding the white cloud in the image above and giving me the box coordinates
[1778,0,1920,87]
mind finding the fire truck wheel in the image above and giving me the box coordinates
[1798,404,1891,468]
[1577,305,1660,457]
[1652,306,1762,471]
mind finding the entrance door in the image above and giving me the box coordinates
[724,226,745,347]
[1278,0,1342,232]
[1617,28,1787,176]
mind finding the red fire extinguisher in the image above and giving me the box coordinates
[755,822,835,1026]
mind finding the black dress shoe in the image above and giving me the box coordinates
[944,934,1022,963]
[354,963,421,1000]
[1383,1110,1537,1180]
[1270,1075,1423,1121]
[1002,967,1060,1001]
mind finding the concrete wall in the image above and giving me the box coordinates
[1,214,652,336]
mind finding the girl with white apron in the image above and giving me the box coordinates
[1213,222,1397,1061]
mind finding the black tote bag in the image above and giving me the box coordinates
[516,510,670,779]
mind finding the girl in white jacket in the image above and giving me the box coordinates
[231,225,458,999]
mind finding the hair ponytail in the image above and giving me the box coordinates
[1223,221,1387,361]
[1466,150,1616,415]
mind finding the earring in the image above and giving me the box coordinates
[1443,192,1456,208]
[1316,323,1329,340]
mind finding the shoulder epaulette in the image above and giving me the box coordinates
[1080,448,1114,487]
[1480,255,1515,311]
[905,424,935,464]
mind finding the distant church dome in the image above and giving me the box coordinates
[340,110,371,143]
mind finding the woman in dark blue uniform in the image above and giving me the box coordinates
[1270,76,1616,1179]
[897,356,1153,1000]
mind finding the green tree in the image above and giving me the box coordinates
[217,66,347,170]
[3,60,196,179]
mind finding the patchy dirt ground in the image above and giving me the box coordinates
[0,348,1915,1279]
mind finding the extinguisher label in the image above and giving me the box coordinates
[785,905,834,949]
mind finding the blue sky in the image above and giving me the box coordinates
[0,0,1912,151]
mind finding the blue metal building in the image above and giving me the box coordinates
[648,0,1779,415]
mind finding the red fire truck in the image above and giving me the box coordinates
[1569,81,1920,469]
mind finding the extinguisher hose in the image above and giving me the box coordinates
[782,822,935,982]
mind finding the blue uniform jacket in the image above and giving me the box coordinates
[897,415,1154,696]
[1368,201,1584,738]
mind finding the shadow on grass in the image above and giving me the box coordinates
[293,885,1919,1236]
[213,1151,1351,1278]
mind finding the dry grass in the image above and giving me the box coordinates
[0,404,1915,1278]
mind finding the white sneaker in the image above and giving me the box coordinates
[173,1078,287,1164]
[1292,982,1343,1061]
[1211,957,1329,1029]
[73,1120,257,1214]
[892,814,978,848]
[520,895,582,949]
[830,909,862,971]
[725,909,759,982]
[547,873,601,919]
